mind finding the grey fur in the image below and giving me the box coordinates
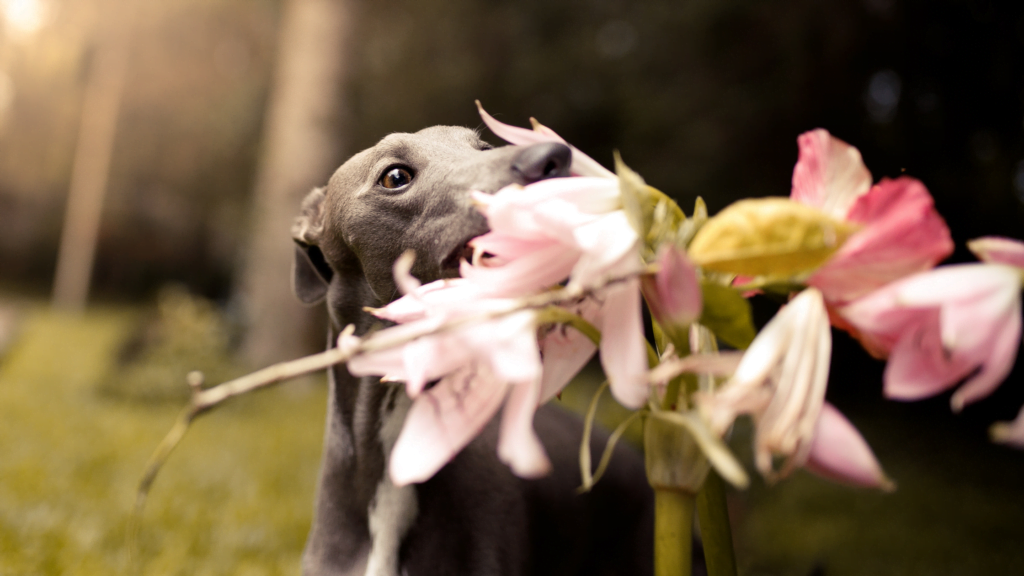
[291,126,653,576]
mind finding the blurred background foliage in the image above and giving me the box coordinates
[1,0,1023,573]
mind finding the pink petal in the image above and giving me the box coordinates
[538,297,602,402]
[389,364,509,486]
[809,177,953,303]
[950,299,1022,411]
[790,129,872,220]
[475,312,543,384]
[641,244,702,327]
[475,101,616,179]
[459,242,580,297]
[481,177,620,214]
[838,282,934,357]
[968,236,1024,269]
[804,403,893,490]
[498,378,551,478]
[401,335,474,397]
[476,101,561,147]
[598,278,649,409]
[882,313,973,400]
[892,264,1015,307]
[470,233,554,261]
[569,212,642,289]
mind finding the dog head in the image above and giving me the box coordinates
[292,125,571,318]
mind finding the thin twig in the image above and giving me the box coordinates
[128,271,647,566]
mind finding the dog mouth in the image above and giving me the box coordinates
[441,238,499,272]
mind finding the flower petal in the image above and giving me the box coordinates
[598,278,649,409]
[790,129,872,220]
[805,403,894,490]
[476,101,616,179]
[968,236,1024,269]
[950,298,1022,411]
[460,242,580,297]
[538,297,601,402]
[882,313,972,400]
[808,177,953,303]
[389,364,509,486]
[498,377,551,478]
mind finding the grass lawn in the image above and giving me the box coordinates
[0,305,324,575]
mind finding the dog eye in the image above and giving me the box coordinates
[379,166,414,190]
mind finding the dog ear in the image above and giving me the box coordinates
[291,187,333,305]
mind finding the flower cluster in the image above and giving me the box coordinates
[343,104,1024,494]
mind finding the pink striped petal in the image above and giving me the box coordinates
[805,403,893,490]
[538,297,601,402]
[790,129,872,219]
[389,364,509,486]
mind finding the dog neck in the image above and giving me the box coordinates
[303,265,405,575]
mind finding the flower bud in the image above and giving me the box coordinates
[641,244,702,334]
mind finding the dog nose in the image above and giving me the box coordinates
[512,142,572,183]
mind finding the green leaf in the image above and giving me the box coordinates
[699,282,756,350]
[677,196,709,248]
[688,197,858,277]
[615,152,687,262]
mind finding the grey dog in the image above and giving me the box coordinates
[290,126,654,576]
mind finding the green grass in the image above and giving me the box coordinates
[0,306,325,575]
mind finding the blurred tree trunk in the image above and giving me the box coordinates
[51,0,137,311]
[238,0,354,367]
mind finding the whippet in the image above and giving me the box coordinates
[291,126,654,576]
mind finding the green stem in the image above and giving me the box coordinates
[696,470,738,576]
[655,488,695,576]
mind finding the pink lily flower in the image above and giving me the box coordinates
[838,263,1022,412]
[462,176,649,408]
[346,258,552,485]
[696,288,892,488]
[476,101,616,178]
[790,129,954,304]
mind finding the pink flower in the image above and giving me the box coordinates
[790,129,953,304]
[476,101,616,178]
[838,263,1022,412]
[462,176,649,408]
[696,288,891,488]
[347,258,552,485]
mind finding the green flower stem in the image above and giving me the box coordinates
[655,488,696,576]
[534,306,601,345]
[696,470,738,576]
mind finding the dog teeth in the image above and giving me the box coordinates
[472,246,485,267]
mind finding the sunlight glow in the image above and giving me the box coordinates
[2,0,47,36]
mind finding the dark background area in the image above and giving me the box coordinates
[3,0,1023,301]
